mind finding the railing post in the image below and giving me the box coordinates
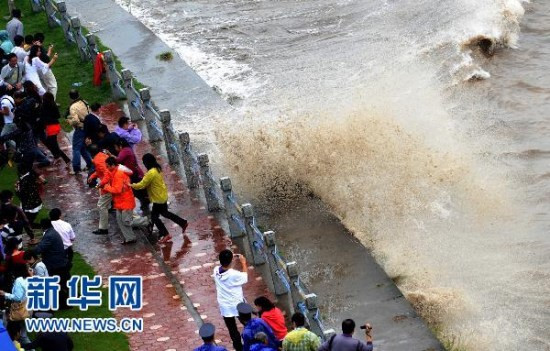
[103,50,125,100]
[219,177,245,239]
[121,69,143,122]
[241,204,266,266]
[139,88,163,142]
[198,154,222,212]
[56,1,73,44]
[85,33,97,58]
[30,0,42,13]
[45,0,58,28]
[304,294,323,337]
[286,261,300,314]
[264,231,289,296]
[178,132,200,189]
[70,17,89,61]
[159,110,180,165]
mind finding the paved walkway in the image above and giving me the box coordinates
[39,103,270,351]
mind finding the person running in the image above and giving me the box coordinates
[40,92,70,167]
[111,138,149,215]
[130,153,187,243]
[101,157,149,245]
[87,144,111,235]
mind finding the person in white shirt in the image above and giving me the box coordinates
[212,249,248,351]
[24,250,49,277]
[0,85,16,137]
[49,208,75,268]
[24,45,58,96]
[11,35,27,63]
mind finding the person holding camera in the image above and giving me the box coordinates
[213,249,249,351]
[318,319,373,351]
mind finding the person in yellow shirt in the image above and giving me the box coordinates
[131,153,188,243]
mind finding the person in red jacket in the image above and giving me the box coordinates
[100,157,138,244]
[254,296,288,341]
[87,144,112,235]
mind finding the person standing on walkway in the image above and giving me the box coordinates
[130,153,187,243]
[83,103,102,144]
[114,116,142,148]
[66,90,92,175]
[40,92,70,167]
[318,319,373,351]
[87,144,111,235]
[281,312,321,351]
[237,303,279,351]
[6,9,23,43]
[213,249,249,351]
[193,323,228,351]
[49,208,75,269]
[254,296,287,342]
[33,219,70,309]
[100,157,139,245]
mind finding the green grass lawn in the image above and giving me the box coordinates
[0,2,130,349]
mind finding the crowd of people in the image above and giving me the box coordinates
[201,249,375,351]
[0,8,190,350]
[0,7,374,351]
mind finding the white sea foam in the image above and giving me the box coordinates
[113,0,262,103]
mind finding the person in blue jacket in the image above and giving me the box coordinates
[193,323,227,351]
[237,303,278,351]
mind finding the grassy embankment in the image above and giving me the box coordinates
[0,1,130,349]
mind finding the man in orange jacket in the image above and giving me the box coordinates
[100,157,139,244]
[87,144,111,235]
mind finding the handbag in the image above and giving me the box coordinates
[9,300,30,321]
[45,123,61,137]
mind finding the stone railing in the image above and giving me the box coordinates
[30,0,335,340]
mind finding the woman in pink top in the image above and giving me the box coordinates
[254,296,288,341]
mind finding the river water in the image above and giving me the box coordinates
[115,0,549,349]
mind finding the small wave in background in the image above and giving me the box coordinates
[114,0,549,349]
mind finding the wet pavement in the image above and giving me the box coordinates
[60,2,444,349]
[39,103,270,351]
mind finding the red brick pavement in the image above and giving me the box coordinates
[37,103,273,351]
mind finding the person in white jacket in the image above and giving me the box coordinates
[24,45,57,96]
[213,249,248,351]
